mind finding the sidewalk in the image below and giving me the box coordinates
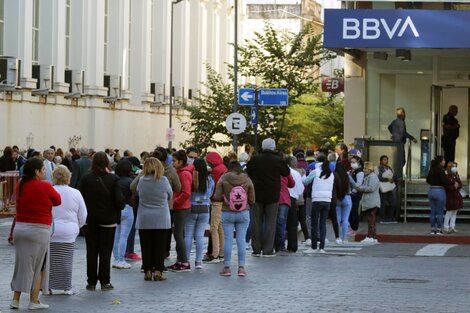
[355,222,470,244]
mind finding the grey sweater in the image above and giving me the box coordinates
[350,172,380,211]
[135,175,172,230]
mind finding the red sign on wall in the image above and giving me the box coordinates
[321,77,344,93]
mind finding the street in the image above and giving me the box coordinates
[1,219,470,313]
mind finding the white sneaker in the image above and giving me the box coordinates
[303,248,318,254]
[319,249,326,254]
[343,239,349,244]
[10,299,19,309]
[111,259,120,268]
[28,301,49,310]
[361,237,372,243]
[118,261,132,269]
[304,239,312,246]
[335,238,342,244]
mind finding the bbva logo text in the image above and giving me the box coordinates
[343,16,420,40]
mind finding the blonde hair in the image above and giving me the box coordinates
[52,165,71,185]
[363,161,374,171]
[143,157,164,180]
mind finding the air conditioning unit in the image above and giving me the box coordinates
[0,56,21,90]
[32,64,54,90]
[64,70,84,94]
[104,75,122,98]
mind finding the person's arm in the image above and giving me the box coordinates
[112,176,126,210]
[76,190,88,227]
[355,172,364,185]
[357,175,379,193]
[48,183,62,206]
[302,170,316,185]
[213,179,224,203]
[173,172,191,208]
[247,179,256,204]
[287,173,295,188]
[130,172,143,194]
[170,170,182,193]
[165,178,173,206]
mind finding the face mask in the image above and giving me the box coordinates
[351,163,359,170]
[187,157,195,165]
[451,167,458,174]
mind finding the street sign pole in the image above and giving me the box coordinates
[254,90,259,152]
[232,0,239,152]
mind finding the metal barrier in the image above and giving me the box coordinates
[1,171,20,212]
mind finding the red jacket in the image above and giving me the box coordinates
[206,152,227,200]
[279,174,295,206]
[16,179,61,226]
[173,164,194,210]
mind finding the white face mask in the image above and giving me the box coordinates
[351,162,359,170]
[187,157,195,165]
[451,167,458,174]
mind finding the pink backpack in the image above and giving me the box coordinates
[224,186,248,212]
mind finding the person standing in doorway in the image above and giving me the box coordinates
[442,105,460,164]
[388,107,417,165]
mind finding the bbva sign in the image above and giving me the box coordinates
[343,16,419,40]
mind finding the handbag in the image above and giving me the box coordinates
[379,181,396,193]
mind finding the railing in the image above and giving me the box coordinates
[1,171,20,213]
[403,140,413,223]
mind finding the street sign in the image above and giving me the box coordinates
[238,88,255,106]
[250,107,258,125]
[321,77,344,93]
[258,88,288,106]
[166,128,175,142]
[225,113,247,135]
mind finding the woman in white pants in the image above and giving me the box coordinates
[444,162,463,234]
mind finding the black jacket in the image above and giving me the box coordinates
[246,150,290,204]
[0,155,16,172]
[70,156,92,188]
[79,171,126,225]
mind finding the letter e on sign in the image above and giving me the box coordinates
[321,77,344,93]
[226,113,247,135]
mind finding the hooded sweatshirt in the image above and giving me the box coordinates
[206,151,227,200]
[214,171,255,212]
[173,164,194,210]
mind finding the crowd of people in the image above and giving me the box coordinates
[0,135,464,310]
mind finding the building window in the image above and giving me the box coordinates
[104,0,109,74]
[32,0,40,64]
[127,1,131,88]
[0,0,4,55]
[65,0,71,69]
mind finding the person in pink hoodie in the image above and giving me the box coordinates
[169,150,194,272]
[204,151,228,263]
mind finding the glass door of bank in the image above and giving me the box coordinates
[431,86,470,179]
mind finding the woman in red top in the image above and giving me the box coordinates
[10,158,61,310]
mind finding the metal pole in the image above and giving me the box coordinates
[232,0,238,151]
[169,0,183,150]
[254,91,258,152]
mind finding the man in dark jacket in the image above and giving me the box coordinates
[70,147,92,188]
[388,107,417,166]
[246,138,290,256]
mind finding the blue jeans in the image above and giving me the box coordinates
[245,206,254,243]
[113,205,134,262]
[222,210,250,267]
[428,187,446,229]
[336,195,352,241]
[311,202,330,249]
[274,204,289,251]
[185,212,210,263]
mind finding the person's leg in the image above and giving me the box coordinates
[369,208,377,238]
[97,226,116,285]
[297,203,309,240]
[166,210,174,257]
[436,189,446,231]
[8,217,16,243]
[263,202,279,255]
[274,204,289,251]
[210,202,223,258]
[342,196,352,241]
[117,206,134,262]
[206,207,213,256]
[336,202,343,239]
[319,203,329,249]
[139,230,151,272]
[235,211,250,266]
[184,213,197,263]
[329,201,339,239]
[221,212,234,267]
[217,221,224,258]
[286,198,298,252]
[85,224,99,286]
[125,210,137,255]
[195,213,210,263]
[155,229,169,273]
[112,224,121,261]
[305,197,312,238]
[428,189,437,231]
[310,202,320,249]
[245,205,254,243]
[379,192,387,222]
[388,190,397,221]
[443,210,451,232]
[251,202,264,254]
[449,210,457,230]
[349,193,361,231]
[173,209,190,264]
[30,271,44,303]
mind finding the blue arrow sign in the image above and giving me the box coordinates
[238,88,255,106]
[258,88,288,106]
[250,106,258,125]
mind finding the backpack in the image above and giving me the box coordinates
[223,186,248,212]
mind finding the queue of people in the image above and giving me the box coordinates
[2,138,465,310]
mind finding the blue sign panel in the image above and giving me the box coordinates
[324,9,470,48]
[250,107,258,125]
[259,88,288,107]
[238,88,255,106]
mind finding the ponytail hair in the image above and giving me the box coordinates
[316,155,332,179]
[431,155,444,169]
[18,158,44,200]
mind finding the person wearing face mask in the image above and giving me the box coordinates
[426,155,449,235]
[185,146,199,165]
[348,156,364,234]
[443,162,462,234]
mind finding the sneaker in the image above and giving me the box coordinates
[361,237,373,243]
[171,263,191,272]
[218,256,224,262]
[263,252,276,258]
[238,266,247,276]
[63,289,76,295]
[319,249,326,254]
[144,270,153,281]
[117,261,132,269]
[436,230,443,235]
[304,239,312,246]
[153,271,166,281]
[101,283,114,291]
[195,262,203,269]
[10,299,19,309]
[389,219,398,224]
[111,259,120,268]
[219,266,232,276]
[335,238,342,244]
[452,228,459,233]
[85,284,96,291]
[203,255,220,264]
[430,230,437,235]
[303,248,318,254]
[28,301,49,310]
[167,262,179,270]
[202,254,213,262]
[252,252,261,257]
[125,252,141,261]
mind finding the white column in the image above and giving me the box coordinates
[69,0,84,72]
[108,0,130,96]
[38,0,68,92]
[4,0,36,88]
[173,1,191,100]
[153,0,170,100]
[130,0,153,103]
